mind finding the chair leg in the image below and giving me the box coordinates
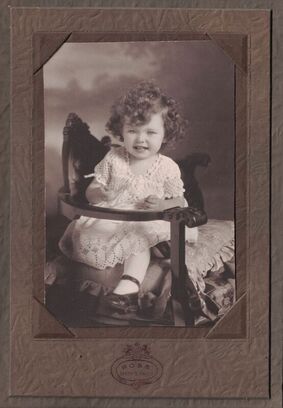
[171,272,195,326]
[170,220,194,326]
[171,299,186,326]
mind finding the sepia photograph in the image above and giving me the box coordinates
[43,40,235,328]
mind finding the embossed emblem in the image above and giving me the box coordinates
[111,342,163,389]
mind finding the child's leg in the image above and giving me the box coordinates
[113,249,151,295]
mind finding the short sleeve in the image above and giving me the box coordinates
[93,150,113,187]
[163,159,185,198]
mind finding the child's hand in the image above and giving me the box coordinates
[144,195,166,211]
[85,182,118,204]
[99,186,118,202]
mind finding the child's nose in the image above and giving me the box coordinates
[136,132,146,142]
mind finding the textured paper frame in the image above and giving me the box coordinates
[5,2,280,404]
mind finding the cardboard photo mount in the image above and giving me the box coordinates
[10,8,270,398]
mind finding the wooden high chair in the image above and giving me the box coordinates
[55,113,212,326]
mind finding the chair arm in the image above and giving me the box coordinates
[163,206,207,228]
[58,191,164,222]
[59,191,207,227]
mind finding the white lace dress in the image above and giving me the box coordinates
[59,147,198,270]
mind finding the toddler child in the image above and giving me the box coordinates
[59,81,198,310]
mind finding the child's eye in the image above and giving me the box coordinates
[147,130,157,135]
[128,129,136,134]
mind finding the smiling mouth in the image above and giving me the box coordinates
[134,146,148,151]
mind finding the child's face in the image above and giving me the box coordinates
[122,112,165,160]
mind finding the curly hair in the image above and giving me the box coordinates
[105,81,187,146]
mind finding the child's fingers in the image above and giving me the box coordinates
[144,201,156,208]
[143,201,151,207]
[144,201,157,209]
[101,186,113,195]
[145,195,158,203]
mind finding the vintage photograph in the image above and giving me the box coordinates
[44,40,235,328]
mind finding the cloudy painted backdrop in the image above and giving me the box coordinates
[44,41,234,219]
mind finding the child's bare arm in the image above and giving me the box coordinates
[144,195,185,211]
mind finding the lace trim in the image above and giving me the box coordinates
[186,238,234,272]
[124,148,162,178]
[93,173,108,187]
[92,147,185,201]
[185,220,235,292]
[164,176,185,198]
[93,149,114,186]
[59,219,170,271]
